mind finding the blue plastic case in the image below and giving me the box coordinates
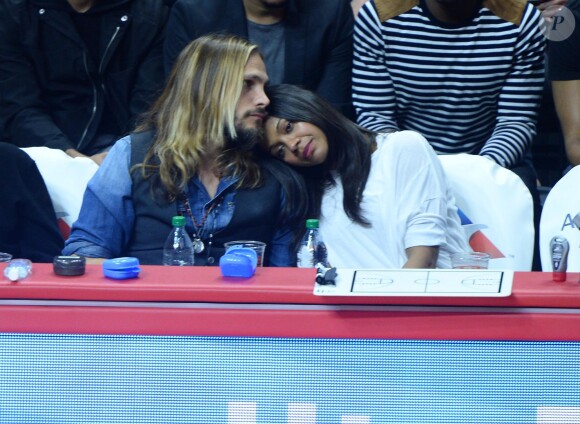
[219,247,257,278]
[102,257,141,280]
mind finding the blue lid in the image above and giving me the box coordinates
[102,257,141,280]
[219,247,257,278]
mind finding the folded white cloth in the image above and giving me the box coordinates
[21,147,98,229]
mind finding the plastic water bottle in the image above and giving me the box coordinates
[3,259,32,282]
[162,216,194,266]
[297,219,328,268]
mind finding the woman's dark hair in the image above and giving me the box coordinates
[265,84,375,226]
[253,147,310,249]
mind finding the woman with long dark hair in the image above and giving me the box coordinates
[262,84,469,268]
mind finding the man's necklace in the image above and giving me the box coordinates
[180,193,220,254]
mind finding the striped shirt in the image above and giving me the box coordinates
[353,0,545,168]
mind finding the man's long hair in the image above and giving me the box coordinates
[135,34,262,199]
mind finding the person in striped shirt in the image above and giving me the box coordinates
[353,0,546,270]
[353,0,545,185]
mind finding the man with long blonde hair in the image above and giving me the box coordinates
[63,34,303,266]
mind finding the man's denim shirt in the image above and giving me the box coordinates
[63,136,294,266]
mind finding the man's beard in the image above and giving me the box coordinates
[259,0,287,10]
[225,123,264,151]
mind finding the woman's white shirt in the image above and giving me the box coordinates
[319,130,469,268]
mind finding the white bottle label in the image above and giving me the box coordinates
[297,245,315,268]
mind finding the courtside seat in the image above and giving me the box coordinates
[439,154,535,271]
[22,147,98,239]
[539,165,580,272]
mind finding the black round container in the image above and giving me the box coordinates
[53,256,86,276]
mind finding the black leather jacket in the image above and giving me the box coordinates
[0,0,168,155]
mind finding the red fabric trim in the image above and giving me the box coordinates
[0,264,579,308]
[2,265,579,341]
[0,306,579,341]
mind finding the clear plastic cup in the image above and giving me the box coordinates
[0,253,12,281]
[223,241,266,267]
[0,252,12,274]
[451,252,491,269]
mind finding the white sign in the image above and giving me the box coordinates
[314,269,514,297]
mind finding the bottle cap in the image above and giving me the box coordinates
[172,216,186,227]
[5,267,21,282]
[305,219,319,229]
[3,259,32,282]
[53,255,86,276]
[102,257,141,280]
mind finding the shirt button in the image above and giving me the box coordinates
[207,257,215,265]
[39,8,45,14]
[121,15,128,22]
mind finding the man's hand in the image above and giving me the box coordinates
[65,148,107,165]
[351,0,367,16]
[65,148,86,159]
[536,0,568,19]
[85,257,106,265]
[90,151,108,165]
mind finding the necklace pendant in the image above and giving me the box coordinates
[193,238,205,254]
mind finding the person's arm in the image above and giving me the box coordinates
[268,225,295,267]
[0,3,75,152]
[163,0,197,76]
[351,0,368,16]
[380,132,452,268]
[0,144,64,262]
[553,79,580,166]
[64,148,109,166]
[267,187,296,267]
[548,1,580,166]
[352,1,399,132]
[479,4,545,168]
[403,246,439,269]
[62,136,135,258]
[313,0,356,120]
[128,4,168,127]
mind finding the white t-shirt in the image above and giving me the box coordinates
[319,131,469,268]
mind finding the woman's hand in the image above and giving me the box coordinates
[403,246,439,269]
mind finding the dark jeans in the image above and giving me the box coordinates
[0,143,64,262]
